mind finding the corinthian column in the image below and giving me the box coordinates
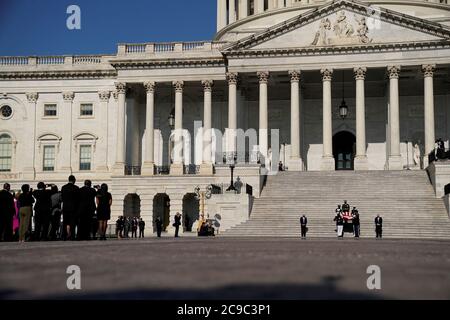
[226,72,238,158]
[321,69,335,171]
[422,64,436,167]
[354,67,368,170]
[113,82,126,175]
[24,93,38,179]
[257,71,269,163]
[60,91,74,173]
[200,80,214,175]
[289,70,303,171]
[97,91,110,172]
[170,81,184,175]
[142,82,156,176]
[387,66,402,170]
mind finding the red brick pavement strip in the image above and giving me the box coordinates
[0,238,449,299]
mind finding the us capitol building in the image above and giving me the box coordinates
[1,0,450,237]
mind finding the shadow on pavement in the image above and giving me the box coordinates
[0,275,386,300]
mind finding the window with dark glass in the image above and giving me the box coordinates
[44,104,57,117]
[80,103,93,116]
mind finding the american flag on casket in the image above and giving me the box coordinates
[342,211,353,222]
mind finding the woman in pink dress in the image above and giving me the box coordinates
[12,191,20,240]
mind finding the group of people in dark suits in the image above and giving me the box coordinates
[0,175,112,242]
[115,216,146,239]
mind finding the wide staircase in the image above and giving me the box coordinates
[222,171,450,239]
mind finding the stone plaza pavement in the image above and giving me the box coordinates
[0,238,449,300]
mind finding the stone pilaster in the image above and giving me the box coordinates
[170,81,184,176]
[142,81,156,176]
[60,91,74,173]
[23,92,38,179]
[200,80,214,175]
[112,82,126,175]
[97,91,110,172]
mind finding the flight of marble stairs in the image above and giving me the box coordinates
[222,170,450,239]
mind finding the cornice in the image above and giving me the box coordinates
[225,39,450,58]
[110,57,226,70]
[0,70,117,80]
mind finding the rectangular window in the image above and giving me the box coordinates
[44,104,57,117]
[79,145,92,171]
[43,145,55,171]
[0,139,12,172]
[80,103,93,116]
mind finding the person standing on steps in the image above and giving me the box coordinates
[173,212,182,238]
[375,214,383,239]
[300,214,308,239]
[352,209,360,238]
[155,216,162,238]
[334,212,344,238]
[138,218,145,238]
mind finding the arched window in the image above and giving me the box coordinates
[0,134,12,172]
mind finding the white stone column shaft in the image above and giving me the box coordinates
[114,83,126,174]
[239,0,248,19]
[354,67,368,170]
[320,69,335,171]
[285,0,293,7]
[256,0,265,13]
[387,66,402,170]
[277,0,285,8]
[173,81,184,165]
[142,82,156,175]
[257,71,269,160]
[229,0,236,24]
[289,71,303,171]
[61,92,74,173]
[423,64,436,165]
[227,73,238,155]
[202,80,213,166]
[217,0,227,31]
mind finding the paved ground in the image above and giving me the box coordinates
[1,238,449,300]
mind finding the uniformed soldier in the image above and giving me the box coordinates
[342,200,350,213]
[155,216,163,238]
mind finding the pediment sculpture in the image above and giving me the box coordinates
[311,11,372,46]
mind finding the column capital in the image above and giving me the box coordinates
[289,70,301,82]
[62,92,74,102]
[320,68,333,81]
[226,72,239,85]
[26,92,38,103]
[354,67,367,80]
[173,80,184,92]
[201,80,214,92]
[387,66,401,79]
[115,82,127,94]
[112,91,119,101]
[98,91,111,102]
[144,81,156,93]
[422,64,436,77]
[257,71,270,84]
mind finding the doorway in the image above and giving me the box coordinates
[333,131,356,170]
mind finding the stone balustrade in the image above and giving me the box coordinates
[0,55,108,66]
[118,41,227,56]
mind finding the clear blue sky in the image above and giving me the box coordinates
[0,0,217,56]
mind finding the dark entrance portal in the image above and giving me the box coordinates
[333,131,356,170]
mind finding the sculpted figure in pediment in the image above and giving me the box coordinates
[311,18,331,46]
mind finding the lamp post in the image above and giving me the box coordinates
[226,152,237,191]
[338,70,349,120]
[194,185,213,217]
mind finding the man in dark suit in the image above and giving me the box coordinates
[77,180,97,240]
[352,210,360,238]
[375,214,383,239]
[300,214,308,239]
[61,175,80,240]
[174,212,182,238]
[155,216,162,238]
[32,182,53,241]
[0,183,15,241]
